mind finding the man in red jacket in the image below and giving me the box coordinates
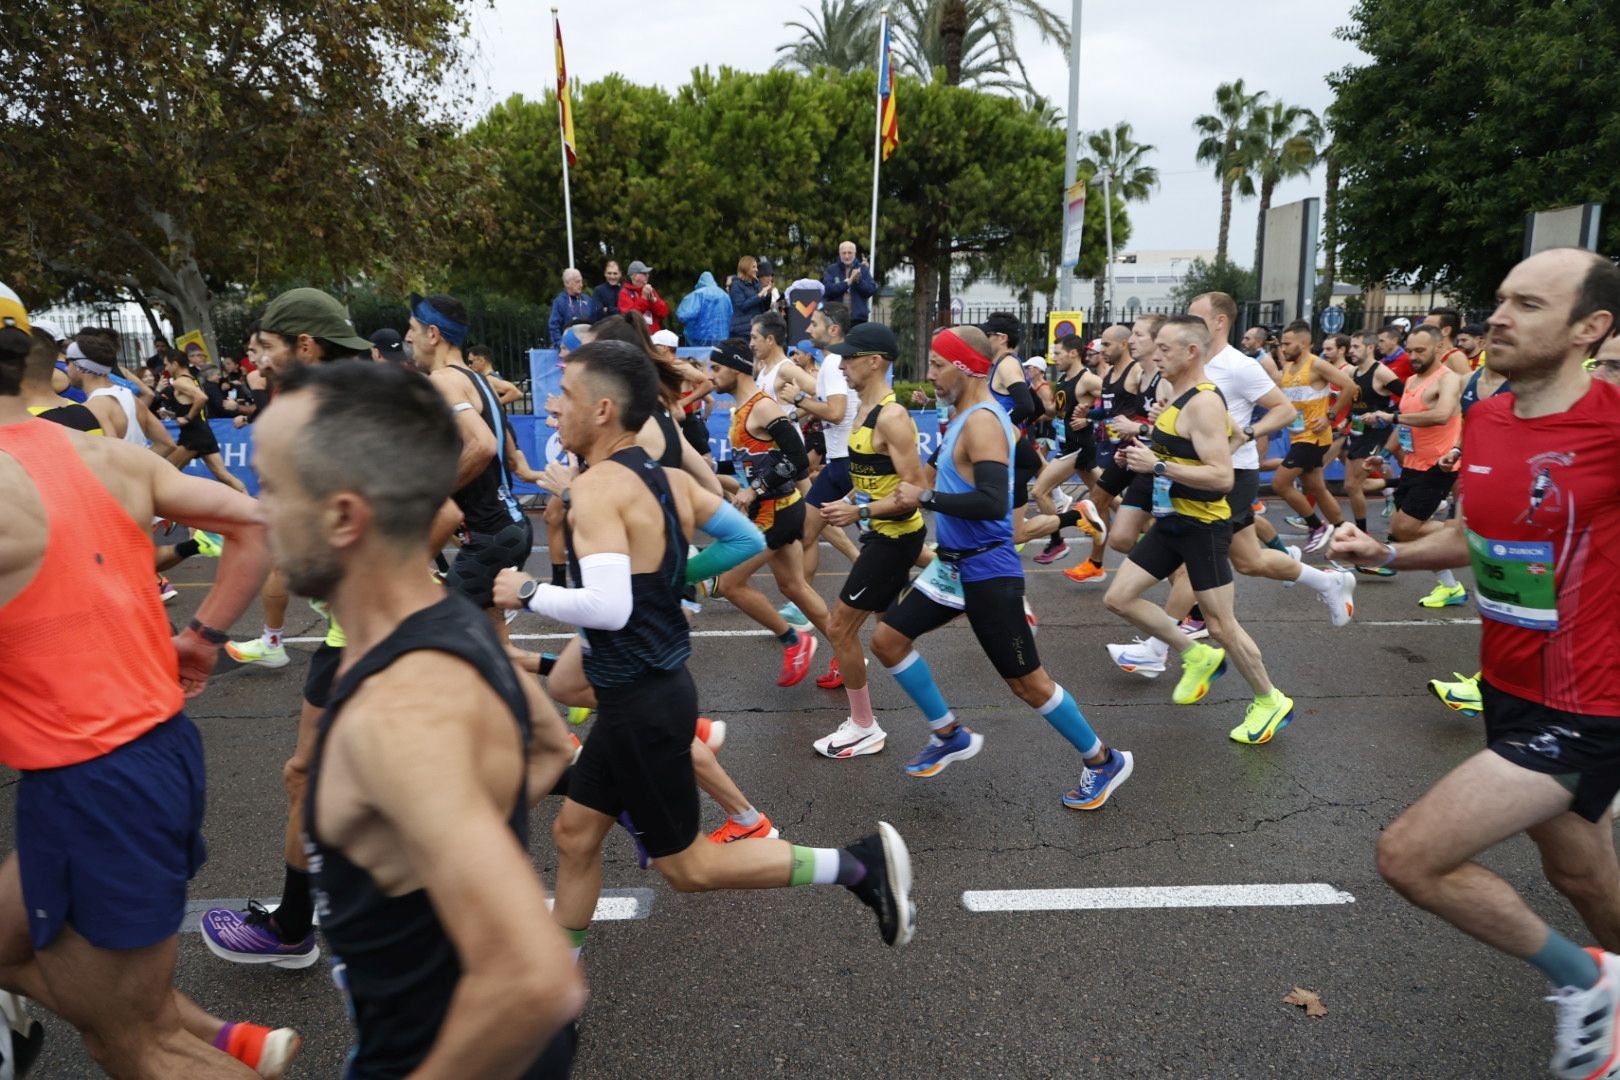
[619,260,670,332]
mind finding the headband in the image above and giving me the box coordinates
[560,326,585,353]
[412,298,468,347]
[67,341,111,375]
[710,342,753,374]
[931,328,991,377]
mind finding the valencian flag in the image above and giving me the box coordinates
[555,17,577,166]
[879,18,899,160]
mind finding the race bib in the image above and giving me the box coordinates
[913,555,965,610]
[1467,530,1558,631]
[1289,411,1305,434]
[1151,474,1175,518]
[1397,424,1414,454]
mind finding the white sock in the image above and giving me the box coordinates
[264,626,283,648]
[1437,569,1459,589]
[729,807,762,829]
[1295,564,1336,595]
[810,847,842,885]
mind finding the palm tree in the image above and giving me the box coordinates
[1080,121,1159,316]
[774,0,881,75]
[1193,79,1266,266]
[1321,142,1340,296]
[892,0,1069,92]
[1247,100,1323,274]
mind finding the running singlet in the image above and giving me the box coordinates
[933,400,1019,582]
[565,446,692,688]
[88,385,145,444]
[1150,383,1231,523]
[1096,360,1144,447]
[1459,380,1620,715]
[1350,364,1395,421]
[847,394,925,539]
[0,420,181,769]
[1460,368,1508,417]
[1052,369,1087,454]
[761,357,792,404]
[729,391,801,531]
[449,365,524,534]
[27,403,103,435]
[1280,357,1332,446]
[1398,366,1462,471]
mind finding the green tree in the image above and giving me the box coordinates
[1193,79,1266,265]
[1328,0,1620,306]
[775,0,881,74]
[1080,121,1159,316]
[1246,100,1322,273]
[0,0,491,359]
[1170,257,1257,310]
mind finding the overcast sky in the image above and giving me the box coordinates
[466,0,1367,258]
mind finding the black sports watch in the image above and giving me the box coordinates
[187,618,229,645]
[1242,424,1256,442]
[1152,461,1168,478]
[917,489,937,509]
[517,577,540,609]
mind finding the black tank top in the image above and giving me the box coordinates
[450,365,524,535]
[304,595,539,1079]
[1054,369,1088,454]
[1351,363,1394,419]
[652,408,684,468]
[565,446,691,690]
[1099,360,1144,419]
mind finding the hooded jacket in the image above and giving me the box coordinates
[675,272,733,346]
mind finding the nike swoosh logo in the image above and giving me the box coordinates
[848,587,867,600]
[827,736,874,753]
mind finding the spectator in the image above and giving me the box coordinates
[729,255,775,336]
[675,271,733,346]
[548,268,596,345]
[618,260,670,332]
[821,240,876,324]
[591,261,622,320]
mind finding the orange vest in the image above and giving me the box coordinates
[1399,366,1462,472]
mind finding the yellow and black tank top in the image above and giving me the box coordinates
[846,394,924,539]
[1151,382,1231,524]
[29,403,104,436]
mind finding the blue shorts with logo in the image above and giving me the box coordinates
[17,713,207,951]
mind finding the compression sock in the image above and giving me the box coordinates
[1263,534,1289,553]
[264,626,283,649]
[789,846,865,887]
[885,650,954,730]
[1294,563,1337,596]
[551,564,568,587]
[728,807,762,829]
[1037,685,1103,757]
[1437,569,1460,589]
[1304,513,1323,529]
[1057,507,1084,531]
[566,926,588,962]
[271,866,314,941]
[174,539,201,560]
[846,684,875,727]
[778,627,800,646]
[1527,928,1600,989]
[1089,553,1105,567]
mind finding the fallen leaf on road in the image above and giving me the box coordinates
[1284,987,1328,1018]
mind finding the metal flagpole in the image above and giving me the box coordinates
[1058,0,1082,309]
[868,10,888,278]
[552,7,576,269]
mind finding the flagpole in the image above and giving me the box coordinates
[867,9,888,279]
[552,7,576,270]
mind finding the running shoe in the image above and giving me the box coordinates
[309,597,330,620]
[1419,582,1469,608]
[708,814,780,843]
[193,529,224,557]
[618,811,651,869]
[694,716,727,751]
[158,575,178,603]
[225,637,290,669]
[1073,497,1108,543]
[1173,642,1227,704]
[1251,499,1267,516]
[814,717,887,759]
[1355,563,1397,578]
[1061,749,1135,810]
[779,633,817,686]
[1177,616,1209,640]
[1547,949,1620,1080]
[1381,493,1394,518]
[567,706,592,726]
[1304,522,1334,553]
[1062,560,1107,584]
[1107,638,1167,678]
[1033,538,1070,564]
[779,602,811,629]
[218,1022,302,1079]
[0,991,44,1079]
[1051,487,1074,515]
[1284,514,1310,531]
[1023,597,1038,630]
[904,725,983,777]
[1321,569,1356,628]
[200,901,319,969]
[1281,544,1304,588]
[1229,689,1296,745]
[844,821,916,947]
[816,656,844,688]
[1428,672,1483,716]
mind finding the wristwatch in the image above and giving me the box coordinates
[1152,461,1168,478]
[1242,424,1256,442]
[917,489,936,509]
[1137,423,1152,439]
[858,505,871,523]
[517,577,540,610]
[794,391,808,405]
[187,618,229,645]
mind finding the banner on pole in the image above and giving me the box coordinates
[1059,181,1087,269]
[1047,311,1085,356]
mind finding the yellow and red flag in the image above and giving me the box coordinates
[555,16,577,166]
[879,18,899,160]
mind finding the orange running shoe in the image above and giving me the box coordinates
[707,814,780,843]
[220,1021,302,1079]
[694,716,727,752]
[1063,560,1107,584]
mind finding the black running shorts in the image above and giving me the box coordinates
[1096,457,1134,498]
[839,528,927,612]
[1485,680,1620,823]
[882,575,1039,679]
[1393,465,1456,522]
[446,518,533,609]
[1012,436,1041,507]
[1346,429,1390,461]
[1226,468,1261,533]
[1120,472,1155,513]
[1281,440,1329,472]
[176,418,221,456]
[1127,516,1235,592]
[760,498,806,551]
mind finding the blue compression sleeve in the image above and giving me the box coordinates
[686,502,765,583]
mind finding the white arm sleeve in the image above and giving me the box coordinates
[525,552,633,631]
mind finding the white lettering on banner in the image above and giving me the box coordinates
[221,441,251,470]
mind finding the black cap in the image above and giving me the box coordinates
[979,312,1022,338]
[827,322,898,360]
[757,258,775,276]
[370,328,407,361]
[710,341,753,373]
[1461,322,1485,337]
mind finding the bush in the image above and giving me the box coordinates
[893,379,936,408]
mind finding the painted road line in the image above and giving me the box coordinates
[183,888,654,932]
[961,883,1356,913]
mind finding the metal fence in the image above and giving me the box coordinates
[30,302,164,370]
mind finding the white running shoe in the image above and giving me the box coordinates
[225,638,290,669]
[1051,487,1074,515]
[814,717,887,759]
[1320,569,1356,628]
[1548,949,1620,1080]
[1107,638,1168,678]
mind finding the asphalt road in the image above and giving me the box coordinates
[5,510,1587,1078]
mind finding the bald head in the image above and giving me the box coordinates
[1099,323,1130,365]
[1488,247,1620,377]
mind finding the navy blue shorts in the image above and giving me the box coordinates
[17,714,207,951]
[805,456,853,508]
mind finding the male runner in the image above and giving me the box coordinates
[1032,331,1108,567]
[468,345,523,406]
[979,313,1061,549]
[1103,315,1297,745]
[506,339,915,953]
[16,330,102,433]
[1424,306,1474,376]
[1331,248,1620,1080]
[163,350,249,493]
[1458,321,1487,369]
[1272,320,1358,553]
[869,327,1133,808]
[252,360,584,1077]
[708,338,831,687]
[0,298,299,1077]
[811,323,927,759]
[1341,331,1404,537]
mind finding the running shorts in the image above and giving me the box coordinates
[1012,437,1041,507]
[1120,472,1155,513]
[1066,428,1099,475]
[446,518,533,609]
[1346,430,1391,461]
[839,528,927,612]
[760,497,806,551]
[1227,468,1261,532]
[805,456,853,508]
[1485,680,1620,823]
[882,575,1039,679]
[176,418,221,456]
[1127,516,1234,592]
[1393,465,1456,522]
[1281,441,1329,472]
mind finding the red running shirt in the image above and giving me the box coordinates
[1459,379,1620,715]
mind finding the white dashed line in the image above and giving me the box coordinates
[961,883,1356,912]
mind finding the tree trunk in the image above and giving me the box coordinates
[1322,147,1340,296]
[170,256,221,367]
[941,0,967,86]
[936,243,952,335]
[912,258,936,381]
[1093,272,1105,324]
[1216,177,1233,266]
[1253,176,1276,284]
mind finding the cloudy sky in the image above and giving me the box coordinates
[467,1,1367,258]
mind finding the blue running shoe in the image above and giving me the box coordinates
[904,725,984,778]
[1062,749,1135,810]
[779,602,811,629]
[618,811,651,870]
[200,901,319,969]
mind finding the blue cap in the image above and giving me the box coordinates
[793,339,821,360]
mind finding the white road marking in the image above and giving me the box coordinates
[1356,618,1477,627]
[183,888,653,932]
[961,883,1356,913]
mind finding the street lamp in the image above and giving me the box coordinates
[1092,166,1115,320]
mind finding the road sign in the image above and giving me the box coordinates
[1320,306,1345,335]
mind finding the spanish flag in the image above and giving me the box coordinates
[555,15,577,166]
[879,18,899,161]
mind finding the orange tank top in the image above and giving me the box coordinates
[1399,366,1463,472]
[0,419,181,769]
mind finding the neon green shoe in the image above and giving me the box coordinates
[1419,582,1469,608]
[1230,689,1295,745]
[192,529,224,557]
[224,637,289,669]
[1429,671,1482,716]
[1173,642,1227,705]
[567,706,592,726]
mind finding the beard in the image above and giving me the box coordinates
[278,547,344,602]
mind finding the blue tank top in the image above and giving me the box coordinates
[988,355,1020,417]
[934,400,1020,582]
[1460,367,1507,417]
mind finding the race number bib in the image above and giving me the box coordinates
[1151,474,1175,518]
[913,555,965,610]
[1467,530,1558,631]
[1397,424,1415,454]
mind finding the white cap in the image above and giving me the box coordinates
[1023,355,1047,369]
[650,329,679,347]
[32,318,66,343]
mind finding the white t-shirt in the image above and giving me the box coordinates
[816,357,859,459]
[1203,344,1279,471]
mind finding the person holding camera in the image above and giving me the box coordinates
[822,241,877,325]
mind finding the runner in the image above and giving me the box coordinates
[502,338,915,954]
[1424,305,1474,376]
[1340,331,1404,538]
[1031,331,1109,567]
[978,313,1062,551]
[161,349,249,493]
[1330,247,1620,1080]
[868,326,1133,808]
[16,328,102,434]
[251,359,584,1077]
[467,344,523,406]
[1102,314,1297,746]
[1272,320,1358,553]
[0,296,300,1077]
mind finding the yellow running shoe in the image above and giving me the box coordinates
[1230,690,1295,745]
[1173,642,1227,705]
[1418,582,1469,608]
[192,529,224,557]
[567,706,592,726]
[1428,672,1482,716]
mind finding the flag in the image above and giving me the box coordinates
[879,19,899,161]
[555,17,577,167]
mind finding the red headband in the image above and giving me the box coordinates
[931,328,991,377]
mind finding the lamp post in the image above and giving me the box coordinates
[1057,0,1083,309]
[1094,165,1115,320]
